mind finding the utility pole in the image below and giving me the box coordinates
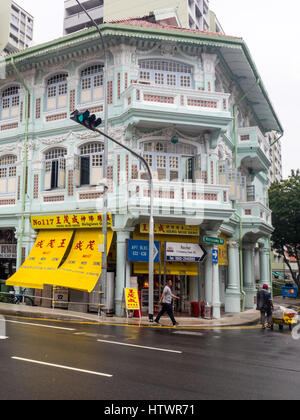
[75,0,109,314]
[70,110,155,321]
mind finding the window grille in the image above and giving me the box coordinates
[139,60,193,89]
[80,66,104,103]
[80,142,104,155]
[1,86,20,120]
[0,155,17,166]
[45,148,67,160]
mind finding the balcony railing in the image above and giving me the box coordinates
[122,83,231,118]
[238,126,270,157]
[238,202,272,225]
[120,179,231,216]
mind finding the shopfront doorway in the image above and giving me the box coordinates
[138,273,191,316]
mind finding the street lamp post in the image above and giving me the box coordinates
[75,0,109,314]
[73,1,155,322]
[70,108,155,321]
[91,126,155,321]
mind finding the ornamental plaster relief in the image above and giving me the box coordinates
[0,143,20,156]
[37,131,73,146]
[201,53,219,75]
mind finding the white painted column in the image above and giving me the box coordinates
[243,243,257,309]
[259,243,271,288]
[115,229,132,316]
[204,234,221,319]
[225,239,241,313]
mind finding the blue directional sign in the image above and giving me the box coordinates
[128,240,160,263]
[212,249,219,264]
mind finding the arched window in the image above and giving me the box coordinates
[0,155,17,194]
[46,73,68,111]
[75,142,104,186]
[139,60,193,88]
[80,65,104,103]
[44,148,67,190]
[1,86,20,120]
[142,141,198,181]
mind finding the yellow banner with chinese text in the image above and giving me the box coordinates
[6,230,74,289]
[31,213,112,230]
[218,234,228,266]
[140,223,200,236]
[46,229,114,293]
[124,288,140,311]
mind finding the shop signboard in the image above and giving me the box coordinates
[31,213,112,230]
[140,223,200,236]
[165,242,207,263]
[128,240,160,263]
[124,288,140,311]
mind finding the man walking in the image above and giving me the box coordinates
[154,279,180,327]
[257,284,274,329]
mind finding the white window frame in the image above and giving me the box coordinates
[1,86,20,120]
[79,142,104,186]
[142,141,197,182]
[80,65,104,104]
[139,60,193,89]
[46,74,68,111]
[0,155,17,194]
[44,148,67,191]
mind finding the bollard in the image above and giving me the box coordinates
[0,315,7,340]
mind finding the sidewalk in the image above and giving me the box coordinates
[0,302,260,328]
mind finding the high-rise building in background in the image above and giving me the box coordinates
[63,0,220,35]
[1,1,34,55]
[268,132,283,184]
[64,0,104,35]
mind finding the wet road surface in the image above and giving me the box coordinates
[0,315,300,400]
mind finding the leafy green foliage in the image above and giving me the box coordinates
[269,170,300,286]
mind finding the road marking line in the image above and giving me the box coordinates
[0,313,261,332]
[173,331,203,336]
[97,339,183,354]
[6,320,75,331]
[11,357,113,378]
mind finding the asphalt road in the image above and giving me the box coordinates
[1,315,300,401]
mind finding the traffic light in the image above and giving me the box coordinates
[70,109,102,131]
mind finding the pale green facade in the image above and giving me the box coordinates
[0,22,283,318]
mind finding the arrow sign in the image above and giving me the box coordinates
[128,240,160,263]
[212,249,219,264]
[165,242,207,263]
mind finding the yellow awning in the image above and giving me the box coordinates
[46,229,114,293]
[6,230,74,289]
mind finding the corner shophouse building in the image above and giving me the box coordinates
[0,16,283,318]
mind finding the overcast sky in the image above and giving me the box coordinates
[17,0,300,178]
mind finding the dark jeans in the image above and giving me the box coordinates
[155,303,177,325]
[260,310,272,325]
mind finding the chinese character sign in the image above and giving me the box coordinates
[124,288,140,311]
[140,223,200,236]
[31,214,113,230]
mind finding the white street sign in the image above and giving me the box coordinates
[165,242,207,263]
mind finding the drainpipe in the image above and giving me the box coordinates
[233,202,246,312]
[10,57,30,271]
[232,78,260,311]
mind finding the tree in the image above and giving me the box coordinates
[269,170,300,287]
